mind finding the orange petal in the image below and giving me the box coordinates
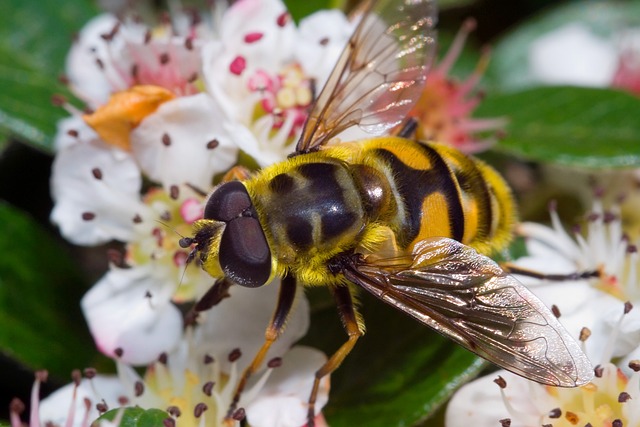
[83,85,176,151]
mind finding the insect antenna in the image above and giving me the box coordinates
[154,219,199,288]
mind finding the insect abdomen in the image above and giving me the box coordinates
[357,138,515,255]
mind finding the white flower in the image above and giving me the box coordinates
[445,313,640,427]
[24,283,329,427]
[528,22,640,94]
[202,0,352,165]
[513,200,640,365]
[529,23,617,87]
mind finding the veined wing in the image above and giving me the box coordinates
[343,237,594,387]
[295,0,437,154]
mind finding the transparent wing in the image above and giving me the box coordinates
[295,0,438,154]
[344,237,594,387]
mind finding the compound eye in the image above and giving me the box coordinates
[219,217,271,288]
[204,181,252,221]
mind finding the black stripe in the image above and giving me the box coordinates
[452,158,493,240]
[374,144,465,246]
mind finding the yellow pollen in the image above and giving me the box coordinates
[276,87,297,109]
[295,87,312,106]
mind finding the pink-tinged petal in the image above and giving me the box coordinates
[529,23,617,87]
[81,266,183,365]
[50,140,145,245]
[245,346,329,427]
[130,93,238,191]
[194,279,310,374]
[65,14,126,107]
[39,375,125,427]
[220,0,295,74]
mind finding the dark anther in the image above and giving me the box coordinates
[548,408,561,418]
[203,354,214,365]
[551,304,561,318]
[194,403,208,418]
[133,214,143,223]
[594,365,604,378]
[624,301,633,314]
[35,370,49,382]
[267,357,283,368]
[162,133,172,146]
[158,352,168,365]
[232,408,246,421]
[612,419,623,427]
[134,381,144,397]
[629,360,640,372]
[618,392,631,403]
[579,327,591,342]
[202,381,215,396]
[493,376,506,389]
[10,398,25,414]
[499,419,511,427]
[206,139,219,149]
[163,418,176,427]
[83,367,97,379]
[67,129,79,137]
[96,401,108,413]
[228,348,242,362]
[167,406,182,417]
[170,185,180,200]
[72,369,82,385]
[114,347,124,358]
[82,212,96,221]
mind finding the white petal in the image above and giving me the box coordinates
[296,10,354,87]
[130,93,238,191]
[65,14,124,107]
[54,116,100,152]
[220,0,296,75]
[245,346,329,427]
[529,23,617,87]
[445,370,548,427]
[39,375,126,427]
[50,140,144,245]
[81,265,183,365]
[229,122,290,167]
[194,279,310,373]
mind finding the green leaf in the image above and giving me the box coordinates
[477,86,640,168]
[93,407,170,427]
[0,202,93,376]
[485,1,640,92]
[302,289,485,427]
[0,0,98,151]
[284,0,344,22]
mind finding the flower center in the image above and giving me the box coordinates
[126,186,207,302]
[247,63,313,137]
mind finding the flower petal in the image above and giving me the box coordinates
[39,375,126,427]
[81,265,183,365]
[529,23,617,87]
[65,14,126,107]
[130,93,238,190]
[50,138,144,245]
[245,346,329,427]
[194,279,310,373]
[296,10,354,87]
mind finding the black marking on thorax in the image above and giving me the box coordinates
[373,145,465,247]
[269,161,359,251]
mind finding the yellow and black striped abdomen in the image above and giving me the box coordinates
[356,137,515,255]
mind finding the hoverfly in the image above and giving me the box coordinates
[184,0,593,423]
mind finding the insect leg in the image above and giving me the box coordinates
[225,273,298,420]
[185,277,234,325]
[502,262,602,281]
[394,117,418,139]
[307,284,365,426]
